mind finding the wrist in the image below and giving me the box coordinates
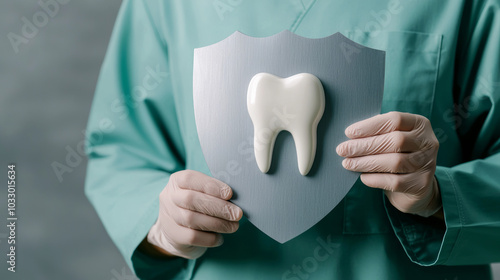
[416,176,443,218]
[138,235,178,259]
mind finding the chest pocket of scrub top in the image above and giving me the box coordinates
[342,30,443,234]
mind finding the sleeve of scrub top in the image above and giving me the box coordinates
[383,0,500,266]
[84,0,195,278]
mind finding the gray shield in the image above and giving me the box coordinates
[193,31,385,243]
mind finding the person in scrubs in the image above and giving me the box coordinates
[85,1,500,279]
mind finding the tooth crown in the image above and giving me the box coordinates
[247,73,325,176]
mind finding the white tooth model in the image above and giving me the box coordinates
[247,73,325,176]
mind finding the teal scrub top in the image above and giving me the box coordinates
[84,1,500,279]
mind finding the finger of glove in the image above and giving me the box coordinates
[172,170,233,200]
[337,131,420,157]
[161,212,224,248]
[345,112,420,138]
[171,207,239,233]
[172,188,243,221]
[342,152,427,174]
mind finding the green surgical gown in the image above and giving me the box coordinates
[84,0,500,279]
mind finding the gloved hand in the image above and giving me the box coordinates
[147,170,243,259]
[336,112,442,217]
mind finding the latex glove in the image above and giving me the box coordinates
[147,170,243,259]
[336,112,442,217]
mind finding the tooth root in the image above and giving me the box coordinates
[291,126,317,176]
[253,127,279,173]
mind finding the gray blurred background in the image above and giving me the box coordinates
[0,1,498,280]
[0,1,133,279]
